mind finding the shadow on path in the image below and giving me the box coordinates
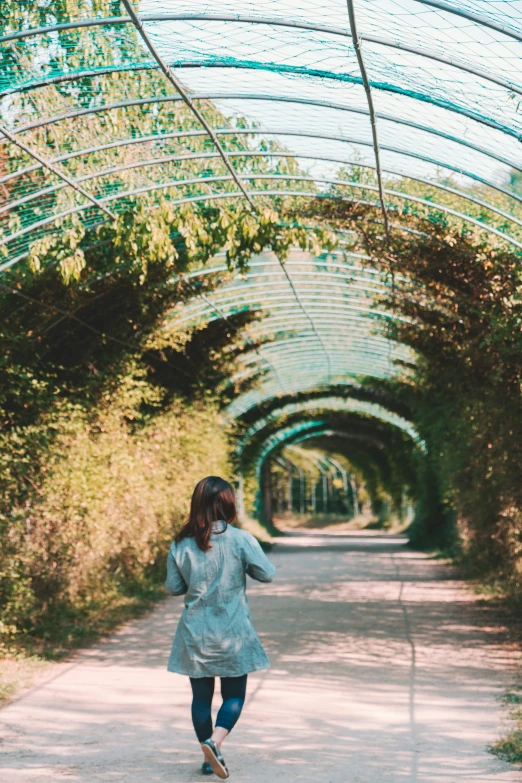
[0,529,519,782]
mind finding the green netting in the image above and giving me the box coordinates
[1,0,521,440]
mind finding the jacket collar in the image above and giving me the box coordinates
[211,519,228,534]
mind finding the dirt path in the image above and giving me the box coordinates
[1,530,519,782]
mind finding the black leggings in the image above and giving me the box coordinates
[189,675,248,743]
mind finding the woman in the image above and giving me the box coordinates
[165,476,276,779]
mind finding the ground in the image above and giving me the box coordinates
[0,529,520,782]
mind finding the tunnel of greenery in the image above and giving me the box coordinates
[1,0,521,654]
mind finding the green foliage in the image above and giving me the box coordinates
[238,405,419,525]
[300,196,522,593]
[0,372,231,650]
[490,686,522,764]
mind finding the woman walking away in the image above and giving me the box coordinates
[165,476,276,779]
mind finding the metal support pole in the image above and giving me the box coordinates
[0,123,116,219]
[287,461,293,512]
[237,472,245,520]
[121,0,332,381]
[350,477,359,516]
[345,0,389,238]
[262,459,273,527]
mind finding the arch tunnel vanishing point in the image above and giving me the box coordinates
[1,0,522,624]
[2,3,522,780]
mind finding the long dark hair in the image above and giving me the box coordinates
[175,476,237,552]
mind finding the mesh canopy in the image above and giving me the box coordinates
[1,0,520,442]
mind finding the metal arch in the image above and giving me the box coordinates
[253,410,425,474]
[241,331,407,353]
[180,258,395,290]
[180,256,393,282]
[230,374,389,412]
[237,351,398,375]
[238,352,399,374]
[346,0,389,238]
[237,324,404,347]
[178,276,288,396]
[255,421,327,472]
[170,61,522,141]
[235,354,404,384]
[147,257,394,290]
[4,13,521,95]
[234,346,406,376]
[415,0,522,43]
[240,339,405,363]
[4,125,521,218]
[120,0,334,384]
[64,175,522,249]
[0,196,399,275]
[2,58,520,142]
[172,292,405,330]
[4,185,522,271]
[238,335,403,360]
[7,137,522,232]
[0,63,153,100]
[8,170,522,245]
[170,289,413,329]
[10,93,522,177]
[174,291,396,325]
[0,216,420,275]
[120,0,255,211]
[359,34,522,96]
[235,356,399,384]
[4,122,519,211]
[238,354,401,381]
[180,313,402,345]
[0,124,116,219]
[6,184,522,268]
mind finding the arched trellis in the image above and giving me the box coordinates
[239,396,424,521]
[165,250,415,410]
[1,0,520,510]
[2,14,520,138]
[2,1,522,270]
[235,397,424,455]
[3,10,520,99]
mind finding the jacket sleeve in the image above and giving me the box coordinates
[165,544,188,596]
[243,533,276,583]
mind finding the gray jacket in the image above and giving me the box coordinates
[165,522,276,678]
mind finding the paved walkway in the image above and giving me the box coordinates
[0,530,519,782]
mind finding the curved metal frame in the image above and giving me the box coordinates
[236,397,421,451]
[1,1,518,452]
[3,11,520,95]
[10,92,521,178]
[4,148,520,233]
[416,0,522,43]
[3,175,521,261]
[2,50,519,143]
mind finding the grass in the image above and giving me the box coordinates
[0,582,165,708]
[490,685,522,764]
[469,580,522,767]
[0,654,51,705]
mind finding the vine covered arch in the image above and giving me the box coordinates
[1,0,522,576]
